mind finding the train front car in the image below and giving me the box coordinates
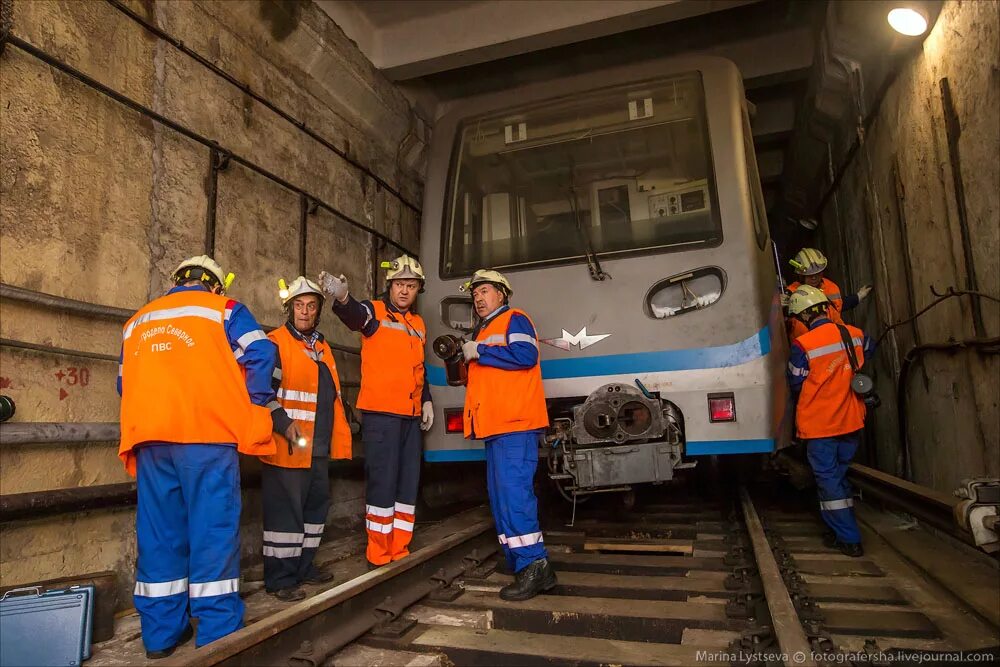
[420,57,791,498]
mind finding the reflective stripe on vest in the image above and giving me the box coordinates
[794,322,867,440]
[463,308,549,440]
[118,290,275,477]
[357,301,426,417]
[261,325,353,468]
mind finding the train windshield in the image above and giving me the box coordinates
[441,71,721,278]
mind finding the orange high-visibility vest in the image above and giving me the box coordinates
[118,290,275,476]
[787,278,845,340]
[794,321,867,439]
[260,325,353,467]
[464,308,549,439]
[356,300,426,417]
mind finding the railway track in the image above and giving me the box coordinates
[93,479,998,666]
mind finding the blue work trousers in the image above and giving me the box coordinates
[134,443,244,651]
[362,411,422,565]
[806,434,862,545]
[485,431,548,573]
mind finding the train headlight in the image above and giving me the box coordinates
[444,409,464,433]
[708,393,736,422]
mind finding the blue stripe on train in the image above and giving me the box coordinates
[424,438,776,462]
[426,326,771,387]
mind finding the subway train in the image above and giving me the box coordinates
[417,55,791,501]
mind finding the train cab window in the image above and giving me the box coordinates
[645,267,726,319]
[742,108,769,250]
[441,71,722,278]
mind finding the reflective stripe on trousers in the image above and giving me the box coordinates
[134,443,244,651]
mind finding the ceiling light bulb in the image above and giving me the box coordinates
[888,7,928,36]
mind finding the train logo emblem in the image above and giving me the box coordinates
[541,327,611,351]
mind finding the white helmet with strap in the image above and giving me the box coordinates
[461,268,513,298]
[382,254,425,282]
[789,248,828,276]
[173,255,235,293]
[788,284,829,315]
[278,276,325,306]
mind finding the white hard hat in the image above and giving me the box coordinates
[462,269,513,297]
[278,276,324,306]
[789,248,828,276]
[382,254,425,282]
[174,255,234,292]
[788,284,829,315]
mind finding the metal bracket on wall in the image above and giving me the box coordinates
[204,146,232,256]
[299,194,318,276]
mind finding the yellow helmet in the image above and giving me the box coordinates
[277,276,324,306]
[381,254,425,282]
[173,255,235,292]
[788,248,828,276]
[461,269,513,297]
[788,284,829,315]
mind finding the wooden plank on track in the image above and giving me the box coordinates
[411,627,731,666]
[582,538,693,554]
[452,590,731,622]
[551,551,726,570]
[483,570,725,593]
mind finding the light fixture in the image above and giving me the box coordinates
[888,7,929,36]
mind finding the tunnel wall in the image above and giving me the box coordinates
[0,0,426,607]
[816,0,999,492]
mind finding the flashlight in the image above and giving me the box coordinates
[296,436,308,448]
[278,278,289,300]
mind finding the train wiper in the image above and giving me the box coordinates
[567,187,611,282]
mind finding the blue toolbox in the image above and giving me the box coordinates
[0,584,94,666]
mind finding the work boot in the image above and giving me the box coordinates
[301,568,334,585]
[822,531,837,548]
[499,558,557,601]
[268,586,306,602]
[145,623,194,660]
[837,542,864,558]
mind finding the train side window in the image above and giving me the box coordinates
[645,267,726,319]
[742,109,768,250]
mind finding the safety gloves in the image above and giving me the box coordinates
[420,401,434,431]
[317,271,349,304]
[461,340,480,361]
[857,284,873,302]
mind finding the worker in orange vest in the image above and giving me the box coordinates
[259,276,353,601]
[786,248,872,340]
[117,255,276,658]
[461,269,556,601]
[787,284,876,557]
[318,255,432,568]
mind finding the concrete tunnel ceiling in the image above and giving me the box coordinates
[318,0,934,238]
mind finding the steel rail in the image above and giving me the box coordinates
[161,513,496,666]
[104,0,423,216]
[739,487,817,667]
[2,34,416,259]
[846,463,979,546]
